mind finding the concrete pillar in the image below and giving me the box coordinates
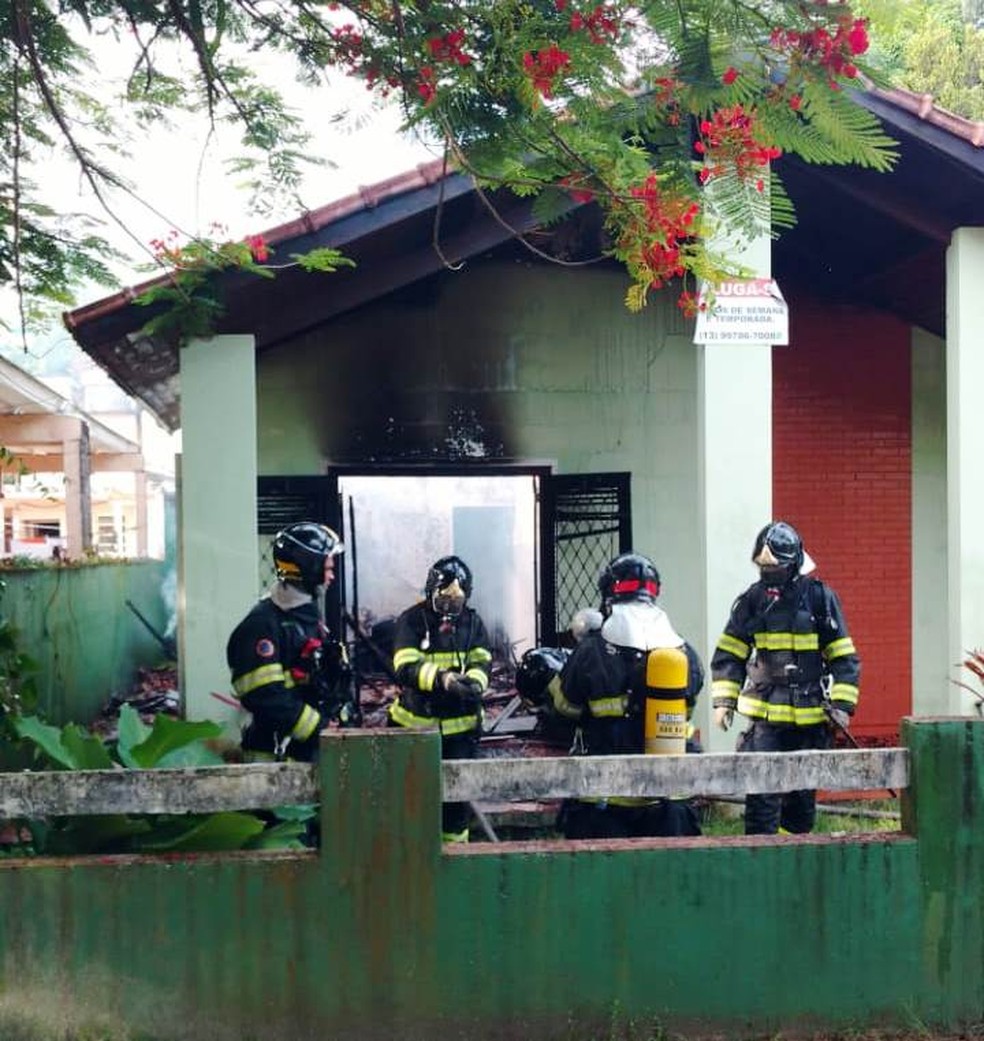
[697,234,773,752]
[945,228,984,714]
[134,470,149,557]
[62,420,92,558]
[178,335,257,729]
[911,327,948,715]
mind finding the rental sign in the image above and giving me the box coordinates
[693,278,789,346]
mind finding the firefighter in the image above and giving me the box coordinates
[711,520,861,835]
[226,521,348,763]
[515,645,576,748]
[388,555,493,843]
[556,552,705,839]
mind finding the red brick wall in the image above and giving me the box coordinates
[773,303,911,740]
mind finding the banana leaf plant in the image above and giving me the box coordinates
[3,705,314,855]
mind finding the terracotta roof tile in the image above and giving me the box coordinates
[868,85,984,148]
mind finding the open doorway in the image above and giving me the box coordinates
[337,471,540,669]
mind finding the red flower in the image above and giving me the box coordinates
[417,67,437,105]
[523,45,571,98]
[847,19,869,55]
[245,234,269,263]
[722,66,739,85]
[789,94,802,111]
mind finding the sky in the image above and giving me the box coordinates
[0,37,437,371]
[74,54,436,286]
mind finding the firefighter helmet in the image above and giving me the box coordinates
[752,520,804,585]
[425,555,473,617]
[515,646,570,709]
[272,522,344,595]
[598,553,661,606]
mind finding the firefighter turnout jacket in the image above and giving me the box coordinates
[389,602,492,737]
[711,575,860,726]
[227,595,332,761]
[559,629,704,758]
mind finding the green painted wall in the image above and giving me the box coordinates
[1,719,983,1040]
[256,257,709,650]
[1,560,172,724]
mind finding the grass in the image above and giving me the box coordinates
[699,798,901,836]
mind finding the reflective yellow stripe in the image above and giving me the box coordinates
[393,647,424,670]
[419,661,441,691]
[588,695,628,718]
[716,633,750,658]
[388,700,479,736]
[823,637,857,661]
[290,703,321,741]
[388,701,433,729]
[442,828,470,843]
[464,667,489,691]
[467,648,492,665]
[830,683,859,705]
[711,680,740,699]
[439,714,481,736]
[753,632,820,651]
[232,663,286,696]
[736,693,827,725]
[549,677,583,720]
[423,651,471,668]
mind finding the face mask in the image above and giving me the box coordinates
[759,565,793,588]
[432,579,465,617]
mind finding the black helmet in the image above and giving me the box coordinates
[598,552,661,606]
[752,520,804,586]
[273,522,344,595]
[424,555,473,617]
[515,646,570,709]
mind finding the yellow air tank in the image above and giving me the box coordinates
[643,646,689,755]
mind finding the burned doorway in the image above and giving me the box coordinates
[337,469,542,671]
[256,468,632,673]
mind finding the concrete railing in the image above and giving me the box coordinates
[0,745,907,816]
[0,719,981,1041]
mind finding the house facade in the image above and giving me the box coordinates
[63,86,984,750]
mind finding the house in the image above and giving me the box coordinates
[62,85,984,749]
[0,352,174,560]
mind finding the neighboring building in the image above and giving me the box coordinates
[62,86,984,747]
[0,353,175,560]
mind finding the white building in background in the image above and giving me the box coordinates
[0,353,175,561]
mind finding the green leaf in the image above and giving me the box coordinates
[243,819,309,849]
[136,812,265,852]
[271,803,318,822]
[289,248,356,273]
[13,715,77,769]
[116,704,152,768]
[61,724,115,770]
[155,741,226,768]
[128,714,224,769]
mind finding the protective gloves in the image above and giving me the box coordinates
[713,705,734,731]
[827,707,851,730]
[436,672,484,713]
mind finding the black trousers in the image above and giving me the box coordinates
[439,730,479,838]
[558,798,702,839]
[739,720,833,835]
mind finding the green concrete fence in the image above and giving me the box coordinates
[0,717,981,1040]
[1,560,172,724]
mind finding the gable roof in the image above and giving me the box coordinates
[63,87,984,433]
